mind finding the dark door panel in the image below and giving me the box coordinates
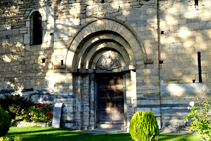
[98,74,124,123]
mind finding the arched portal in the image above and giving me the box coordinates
[65,18,147,69]
[66,18,146,129]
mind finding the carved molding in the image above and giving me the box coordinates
[86,2,119,18]
[96,55,121,71]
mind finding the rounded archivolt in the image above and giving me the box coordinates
[82,41,130,69]
[65,18,147,70]
[75,32,132,69]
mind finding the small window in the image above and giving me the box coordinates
[195,0,198,6]
[42,58,45,63]
[30,12,42,45]
[197,52,202,83]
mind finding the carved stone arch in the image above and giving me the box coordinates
[72,31,135,69]
[27,8,48,22]
[27,9,46,22]
[81,42,130,69]
[66,18,147,69]
[89,49,125,71]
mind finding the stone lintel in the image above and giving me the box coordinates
[95,69,122,73]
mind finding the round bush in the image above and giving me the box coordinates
[0,106,10,137]
[129,111,159,141]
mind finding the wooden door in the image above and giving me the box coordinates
[98,74,124,123]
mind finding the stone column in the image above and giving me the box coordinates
[74,75,83,128]
[123,73,127,127]
[89,73,95,129]
[131,70,137,110]
[82,74,90,128]
[125,71,132,131]
[123,70,137,132]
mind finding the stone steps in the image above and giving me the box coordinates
[97,123,123,129]
[86,128,126,133]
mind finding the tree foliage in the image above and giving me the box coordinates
[184,98,211,141]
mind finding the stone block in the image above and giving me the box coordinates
[2,39,9,46]
[186,18,200,23]
[54,31,72,39]
[13,36,24,44]
[0,31,5,37]
[24,34,30,44]
[36,79,44,86]
[1,24,11,30]
[137,108,151,112]
[138,26,145,32]
[5,30,12,35]
[188,23,199,30]
[30,79,36,86]
[170,43,183,49]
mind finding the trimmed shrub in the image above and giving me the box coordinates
[129,111,159,141]
[0,107,10,137]
[0,94,34,124]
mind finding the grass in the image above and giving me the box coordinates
[5,126,202,141]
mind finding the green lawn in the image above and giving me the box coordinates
[5,126,202,141]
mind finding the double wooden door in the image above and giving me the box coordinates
[98,74,124,123]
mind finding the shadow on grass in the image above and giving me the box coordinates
[7,127,132,141]
[158,134,202,141]
[7,127,60,135]
[7,127,202,141]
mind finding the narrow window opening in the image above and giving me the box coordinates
[101,0,104,3]
[197,52,202,83]
[42,58,45,63]
[193,80,195,83]
[61,60,63,65]
[195,0,198,6]
[31,12,42,45]
[161,31,164,34]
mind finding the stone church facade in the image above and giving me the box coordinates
[0,0,211,132]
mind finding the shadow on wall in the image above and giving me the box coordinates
[160,81,211,133]
[0,88,54,104]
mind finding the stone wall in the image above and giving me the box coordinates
[0,0,211,132]
[0,0,54,91]
[159,0,211,132]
